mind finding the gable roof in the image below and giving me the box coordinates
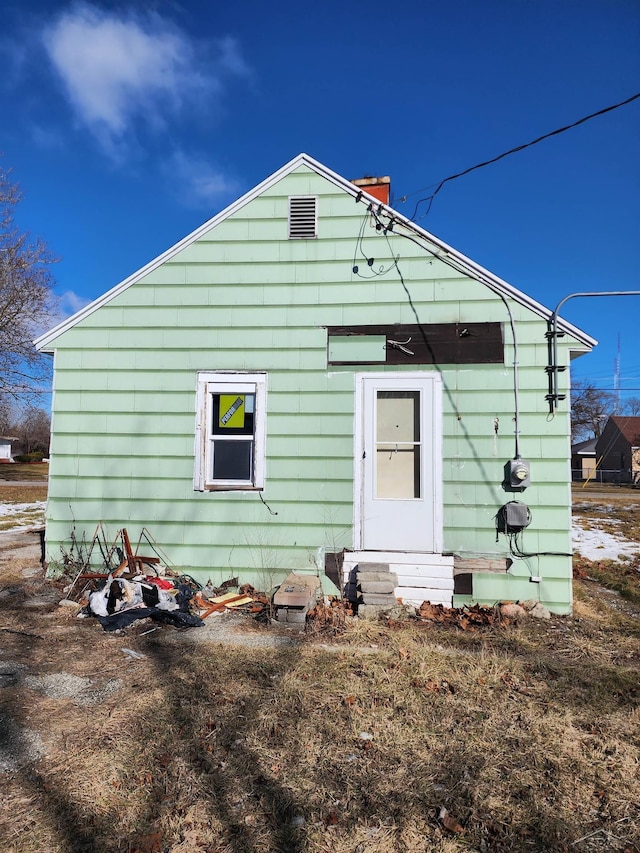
[606,415,640,446]
[35,153,597,353]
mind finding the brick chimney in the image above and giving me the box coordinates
[351,175,391,206]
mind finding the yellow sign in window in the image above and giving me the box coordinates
[219,395,245,428]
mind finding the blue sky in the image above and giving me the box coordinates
[1,0,639,402]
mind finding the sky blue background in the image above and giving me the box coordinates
[2,0,639,403]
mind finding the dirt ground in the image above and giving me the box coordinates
[1,495,639,852]
[0,525,304,768]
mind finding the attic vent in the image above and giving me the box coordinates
[288,196,317,239]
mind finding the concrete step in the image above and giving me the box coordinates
[356,571,398,584]
[353,561,392,572]
[346,551,454,567]
[344,551,455,609]
[344,554,454,582]
[393,574,454,591]
[396,588,453,606]
[358,592,398,605]
[358,580,396,594]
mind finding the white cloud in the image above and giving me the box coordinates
[58,289,91,318]
[162,150,238,208]
[42,4,249,153]
[37,290,91,341]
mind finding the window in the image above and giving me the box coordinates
[194,372,267,491]
[288,196,317,238]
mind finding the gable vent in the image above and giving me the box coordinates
[288,195,317,239]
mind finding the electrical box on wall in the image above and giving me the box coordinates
[504,458,531,490]
[496,501,531,534]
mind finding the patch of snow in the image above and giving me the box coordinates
[572,515,640,562]
[0,501,46,518]
[0,501,45,531]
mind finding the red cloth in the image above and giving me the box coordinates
[145,576,174,590]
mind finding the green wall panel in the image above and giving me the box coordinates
[43,162,585,612]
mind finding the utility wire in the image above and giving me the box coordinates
[368,204,523,459]
[401,91,640,221]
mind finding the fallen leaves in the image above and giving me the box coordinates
[306,597,353,634]
[411,677,455,694]
[128,831,162,853]
[439,806,464,833]
[415,601,524,629]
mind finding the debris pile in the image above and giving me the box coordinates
[78,575,272,633]
[81,575,205,632]
[63,527,270,632]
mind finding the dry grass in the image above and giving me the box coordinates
[0,463,48,483]
[0,485,48,503]
[0,575,639,853]
[0,484,638,851]
[575,557,640,606]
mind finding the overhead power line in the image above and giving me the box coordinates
[401,91,640,221]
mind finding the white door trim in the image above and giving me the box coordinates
[353,371,444,553]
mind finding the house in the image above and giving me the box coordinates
[595,416,640,484]
[571,437,597,481]
[0,436,19,463]
[35,154,596,614]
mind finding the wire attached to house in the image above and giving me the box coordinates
[259,492,278,515]
[506,532,573,560]
[352,208,397,279]
[494,504,572,558]
[368,205,523,459]
[400,91,640,221]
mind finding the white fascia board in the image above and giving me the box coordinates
[35,151,596,352]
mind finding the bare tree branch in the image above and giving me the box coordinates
[624,397,640,417]
[0,165,58,397]
[570,379,614,442]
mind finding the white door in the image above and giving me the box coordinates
[356,373,443,552]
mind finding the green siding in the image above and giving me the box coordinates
[328,336,386,363]
[44,164,582,610]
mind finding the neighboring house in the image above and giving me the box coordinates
[0,436,19,463]
[35,154,595,614]
[595,416,640,484]
[571,438,597,481]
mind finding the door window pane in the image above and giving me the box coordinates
[375,390,421,499]
[376,391,420,443]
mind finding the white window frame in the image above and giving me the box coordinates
[194,372,267,491]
